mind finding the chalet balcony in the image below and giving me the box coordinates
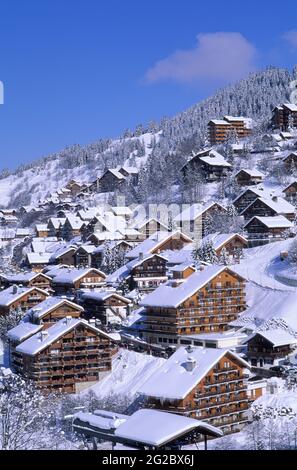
[195,386,248,399]
[199,403,249,419]
[208,414,250,427]
[195,396,249,410]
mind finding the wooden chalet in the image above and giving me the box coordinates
[26,252,52,272]
[80,291,130,325]
[244,330,297,369]
[127,253,168,292]
[282,152,297,170]
[0,285,49,316]
[27,297,84,328]
[35,224,50,238]
[62,216,85,240]
[2,271,52,292]
[182,149,232,183]
[272,103,297,130]
[282,181,297,204]
[9,318,116,393]
[52,268,106,295]
[50,246,77,266]
[140,346,251,433]
[75,245,97,267]
[91,169,126,193]
[126,230,193,261]
[170,263,196,285]
[132,218,169,239]
[240,196,295,222]
[47,218,66,238]
[174,202,227,238]
[233,187,273,213]
[244,216,293,242]
[235,169,264,186]
[139,265,246,345]
[200,233,248,262]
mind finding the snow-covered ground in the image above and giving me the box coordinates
[82,349,165,399]
[231,239,294,291]
[0,132,160,208]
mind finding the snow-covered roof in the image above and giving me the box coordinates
[245,329,297,347]
[241,196,295,216]
[52,268,106,285]
[209,119,231,125]
[48,217,66,229]
[126,253,167,271]
[105,169,126,180]
[232,186,273,204]
[132,217,169,231]
[139,346,250,400]
[126,231,192,260]
[140,265,245,308]
[0,286,48,307]
[50,244,77,262]
[111,206,133,217]
[15,317,116,356]
[119,166,139,175]
[27,296,84,320]
[199,150,231,167]
[65,215,84,230]
[174,202,226,222]
[200,232,248,251]
[170,262,196,273]
[7,322,43,342]
[114,409,223,445]
[81,290,130,304]
[235,168,265,178]
[244,216,293,229]
[76,244,97,254]
[3,271,50,284]
[73,411,126,431]
[88,231,124,242]
[27,252,52,265]
[283,103,297,112]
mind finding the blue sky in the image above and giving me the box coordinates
[0,0,297,169]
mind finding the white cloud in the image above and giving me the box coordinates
[145,32,257,84]
[284,30,297,48]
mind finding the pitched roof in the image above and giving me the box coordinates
[174,202,226,222]
[244,215,293,229]
[52,268,106,285]
[125,231,192,260]
[139,346,250,400]
[200,232,248,251]
[241,196,295,216]
[245,329,297,348]
[15,318,116,356]
[27,296,84,320]
[235,168,264,178]
[0,286,49,307]
[199,150,232,167]
[140,266,245,308]
[7,322,43,342]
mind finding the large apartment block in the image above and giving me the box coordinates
[139,265,246,345]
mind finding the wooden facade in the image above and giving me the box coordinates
[272,104,297,130]
[282,181,297,204]
[11,320,114,393]
[245,333,297,369]
[52,269,106,296]
[130,254,168,292]
[0,287,49,316]
[235,170,263,186]
[146,351,250,433]
[208,117,252,145]
[141,268,246,345]
[241,197,295,221]
[244,217,292,242]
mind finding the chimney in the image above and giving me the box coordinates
[186,344,194,354]
[40,330,49,341]
[139,252,144,260]
[65,315,72,325]
[272,196,278,202]
[12,284,18,295]
[89,318,96,326]
[184,356,196,372]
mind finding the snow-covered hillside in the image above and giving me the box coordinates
[0,132,160,208]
